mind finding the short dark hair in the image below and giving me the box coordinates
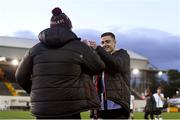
[146,88,152,95]
[158,86,162,90]
[101,32,115,39]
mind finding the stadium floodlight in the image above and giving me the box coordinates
[132,68,139,89]
[176,91,179,95]
[132,68,139,75]
[158,71,163,76]
[12,59,19,66]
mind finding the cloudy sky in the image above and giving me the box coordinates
[0,0,179,70]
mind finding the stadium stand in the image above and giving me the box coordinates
[0,65,29,96]
[0,81,11,95]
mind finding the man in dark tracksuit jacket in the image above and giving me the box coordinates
[89,32,130,119]
[15,7,105,119]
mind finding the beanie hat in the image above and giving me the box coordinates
[50,7,72,30]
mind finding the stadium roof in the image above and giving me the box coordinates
[0,36,148,61]
[0,36,38,48]
[127,50,148,61]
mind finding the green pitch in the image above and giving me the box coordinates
[0,111,180,119]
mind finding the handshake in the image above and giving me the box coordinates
[81,39,97,49]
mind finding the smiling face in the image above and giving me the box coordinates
[101,35,116,53]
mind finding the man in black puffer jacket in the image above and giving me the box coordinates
[89,32,130,119]
[15,7,105,119]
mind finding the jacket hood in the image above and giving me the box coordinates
[38,27,79,47]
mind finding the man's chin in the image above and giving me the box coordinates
[105,49,112,53]
[104,49,110,52]
[104,48,113,53]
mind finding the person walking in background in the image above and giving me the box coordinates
[130,94,135,119]
[88,32,131,119]
[153,87,165,120]
[144,88,156,120]
[15,7,105,119]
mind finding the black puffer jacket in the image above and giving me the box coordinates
[15,27,105,118]
[96,46,130,114]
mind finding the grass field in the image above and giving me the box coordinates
[0,111,180,119]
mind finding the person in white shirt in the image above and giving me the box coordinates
[153,87,165,120]
[130,94,135,119]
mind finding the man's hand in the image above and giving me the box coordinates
[81,39,90,46]
[89,41,97,50]
[81,40,97,50]
[158,93,165,101]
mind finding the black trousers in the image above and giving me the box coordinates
[36,113,81,119]
[98,108,129,119]
[154,108,163,115]
[144,111,154,120]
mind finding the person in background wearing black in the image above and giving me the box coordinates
[15,7,105,119]
[88,32,130,119]
[144,88,156,120]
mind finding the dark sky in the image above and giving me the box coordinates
[13,28,180,71]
